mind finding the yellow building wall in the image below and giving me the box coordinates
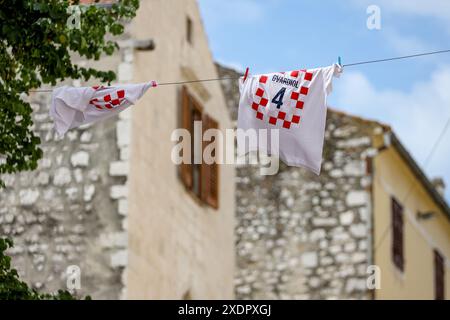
[373,146,450,299]
[125,0,235,299]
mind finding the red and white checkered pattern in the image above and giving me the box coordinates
[89,89,126,110]
[251,76,269,120]
[251,70,313,129]
[89,81,157,110]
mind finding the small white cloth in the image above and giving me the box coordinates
[50,81,157,135]
[237,64,342,175]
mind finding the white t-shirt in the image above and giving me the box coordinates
[237,64,342,174]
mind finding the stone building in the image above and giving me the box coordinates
[2,0,449,301]
[217,65,450,300]
[0,0,235,300]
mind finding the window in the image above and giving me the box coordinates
[186,16,193,44]
[179,87,219,209]
[434,250,445,300]
[182,290,192,300]
[391,197,404,271]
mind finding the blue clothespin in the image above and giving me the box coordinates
[338,56,343,67]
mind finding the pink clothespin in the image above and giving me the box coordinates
[243,67,250,83]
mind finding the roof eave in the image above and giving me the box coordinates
[388,132,450,221]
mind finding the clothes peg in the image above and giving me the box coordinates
[243,67,249,82]
[337,56,343,67]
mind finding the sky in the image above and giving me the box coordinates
[198,0,450,201]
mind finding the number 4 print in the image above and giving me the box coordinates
[272,87,286,109]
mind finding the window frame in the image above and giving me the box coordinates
[186,16,193,45]
[179,87,219,209]
[391,197,404,272]
[201,114,219,209]
[434,249,445,300]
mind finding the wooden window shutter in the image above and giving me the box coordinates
[434,250,445,300]
[391,197,404,271]
[201,114,219,209]
[180,86,193,190]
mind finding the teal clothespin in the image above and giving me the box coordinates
[338,56,343,67]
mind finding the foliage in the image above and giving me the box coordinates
[0,237,90,299]
[0,0,140,186]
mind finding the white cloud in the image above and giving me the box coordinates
[376,0,450,21]
[333,65,450,199]
[198,0,265,25]
[384,29,432,56]
[355,0,450,19]
[355,0,450,32]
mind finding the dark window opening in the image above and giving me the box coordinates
[434,249,445,300]
[186,17,193,44]
[182,290,192,300]
[391,197,404,272]
[191,107,202,198]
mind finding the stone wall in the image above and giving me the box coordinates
[0,36,134,300]
[0,1,236,300]
[217,64,383,299]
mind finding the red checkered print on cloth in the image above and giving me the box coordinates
[251,70,313,129]
[89,88,126,110]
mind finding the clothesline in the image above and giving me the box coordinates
[28,49,450,93]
